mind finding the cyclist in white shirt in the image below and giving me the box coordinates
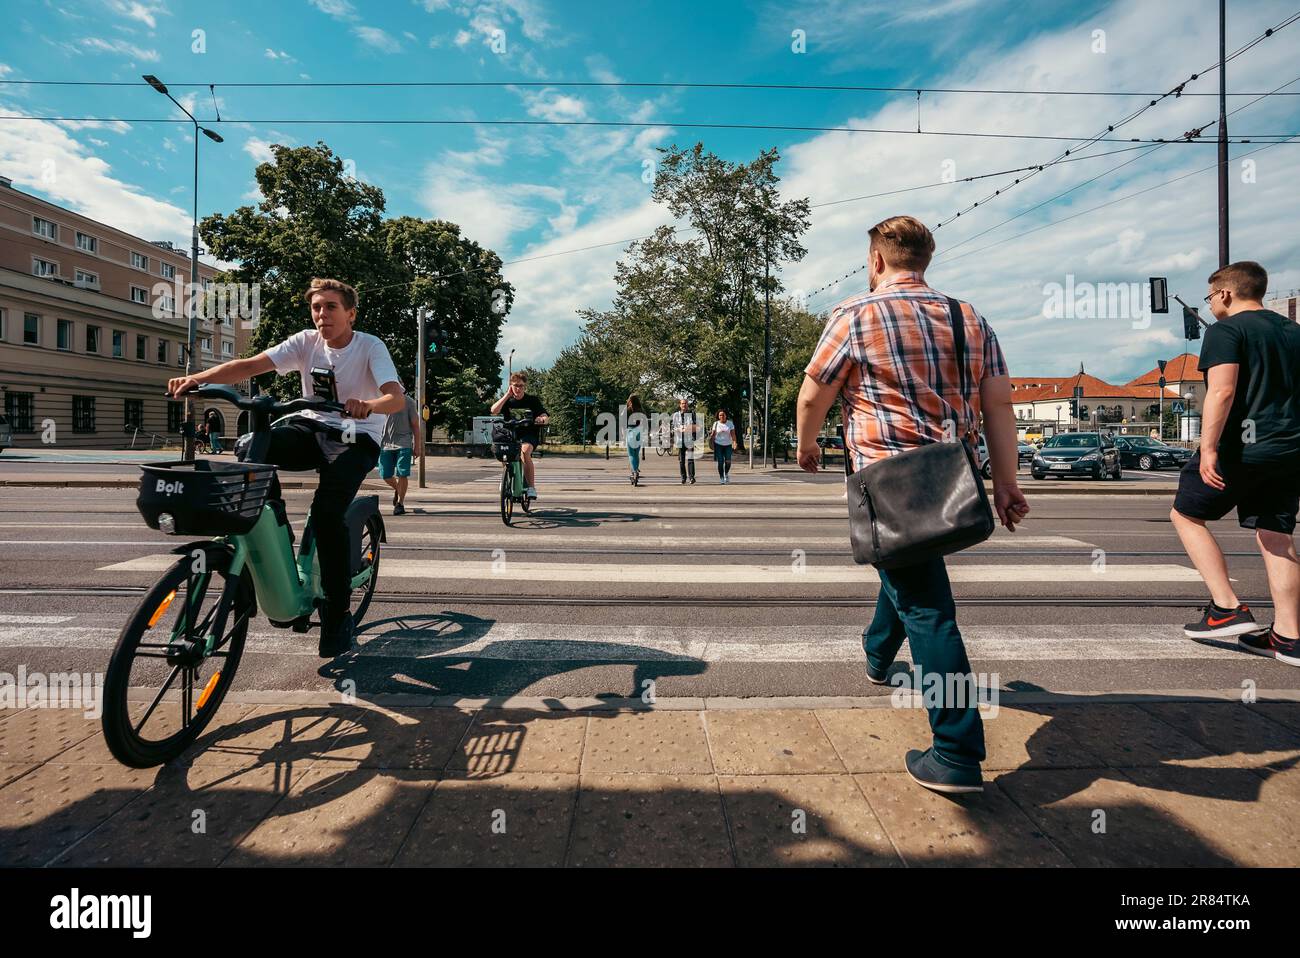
[167,277,405,656]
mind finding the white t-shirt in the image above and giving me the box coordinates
[264,328,400,444]
[712,420,735,446]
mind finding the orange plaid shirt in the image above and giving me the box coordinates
[805,273,1009,472]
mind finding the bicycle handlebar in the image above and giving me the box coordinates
[181,383,345,415]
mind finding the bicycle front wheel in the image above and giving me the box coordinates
[102,553,253,768]
[500,466,514,526]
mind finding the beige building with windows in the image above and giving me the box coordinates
[0,176,247,450]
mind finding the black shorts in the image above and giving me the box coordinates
[1173,450,1300,534]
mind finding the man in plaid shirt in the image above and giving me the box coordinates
[796,215,1029,794]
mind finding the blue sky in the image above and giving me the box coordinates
[2,0,1299,384]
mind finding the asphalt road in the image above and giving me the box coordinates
[0,454,1291,704]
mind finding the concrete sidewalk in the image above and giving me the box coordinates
[2,695,1297,867]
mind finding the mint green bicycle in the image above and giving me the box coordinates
[102,384,385,768]
[494,416,534,526]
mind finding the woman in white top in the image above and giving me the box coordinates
[709,409,736,484]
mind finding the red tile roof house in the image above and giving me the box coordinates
[1010,367,1183,432]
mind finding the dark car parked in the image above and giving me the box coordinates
[1031,432,1122,481]
[1114,436,1186,470]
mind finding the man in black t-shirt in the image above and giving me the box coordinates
[490,371,549,498]
[1171,260,1300,666]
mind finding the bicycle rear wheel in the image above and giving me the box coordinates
[102,553,253,768]
[351,514,382,625]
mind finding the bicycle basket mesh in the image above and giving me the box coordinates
[493,440,520,463]
[136,460,277,536]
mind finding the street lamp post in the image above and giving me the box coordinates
[143,75,223,463]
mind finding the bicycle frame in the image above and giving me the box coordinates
[503,458,525,499]
[215,503,375,624]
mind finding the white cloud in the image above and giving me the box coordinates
[453,29,472,47]
[57,118,132,134]
[308,0,356,19]
[264,48,297,62]
[0,102,191,247]
[243,137,276,163]
[0,64,12,78]
[77,37,160,61]
[103,0,169,29]
[353,25,402,52]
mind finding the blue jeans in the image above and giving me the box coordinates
[628,444,641,473]
[714,444,732,477]
[862,556,985,767]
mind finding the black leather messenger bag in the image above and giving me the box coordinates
[845,297,995,569]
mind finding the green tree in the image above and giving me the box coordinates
[587,143,811,447]
[200,142,511,427]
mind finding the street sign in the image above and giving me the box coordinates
[1172,401,1184,413]
[574,395,596,405]
[1149,277,1169,314]
[1157,358,1168,373]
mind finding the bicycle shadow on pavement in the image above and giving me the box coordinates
[318,610,710,702]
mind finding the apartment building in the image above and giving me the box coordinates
[0,176,246,450]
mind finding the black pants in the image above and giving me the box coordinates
[678,444,695,480]
[264,420,380,611]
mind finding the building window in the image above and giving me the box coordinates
[74,268,99,289]
[112,330,124,358]
[23,313,40,346]
[201,337,212,353]
[136,335,147,361]
[57,319,72,351]
[4,392,35,433]
[76,231,98,253]
[86,325,101,353]
[160,293,176,314]
[177,343,186,367]
[32,257,58,278]
[130,251,149,271]
[222,340,233,357]
[72,396,95,433]
[130,286,149,305]
[0,307,5,341]
[124,399,143,431]
[167,401,183,433]
[157,339,168,364]
[161,262,175,280]
[32,216,57,240]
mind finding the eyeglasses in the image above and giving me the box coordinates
[1203,289,1226,304]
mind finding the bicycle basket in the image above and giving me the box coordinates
[136,460,277,536]
[491,423,516,444]
[493,439,521,463]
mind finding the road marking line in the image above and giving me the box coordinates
[0,623,1246,661]
[0,614,76,625]
[94,556,1205,583]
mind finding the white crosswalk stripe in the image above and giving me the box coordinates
[0,623,1245,662]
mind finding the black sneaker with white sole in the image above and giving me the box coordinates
[1238,628,1300,667]
[1184,603,1259,640]
[905,747,983,794]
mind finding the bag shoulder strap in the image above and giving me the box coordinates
[946,296,975,443]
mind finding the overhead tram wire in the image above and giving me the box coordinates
[801,13,1300,314]
[929,9,1300,233]
[3,78,1299,97]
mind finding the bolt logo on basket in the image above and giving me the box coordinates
[154,479,184,495]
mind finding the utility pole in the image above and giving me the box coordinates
[1217,0,1230,267]
[416,306,426,489]
[143,75,222,462]
[747,362,755,470]
[762,233,772,469]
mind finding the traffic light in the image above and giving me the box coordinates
[1069,398,1079,418]
[428,325,449,355]
[1182,305,1201,340]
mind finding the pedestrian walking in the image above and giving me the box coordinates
[1170,260,1300,665]
[796,215,1027,795]
[204,409,224,454]
[708,410,736,484]
[626,393,647,485]
[379,383,423,515]
[672,397,699,484]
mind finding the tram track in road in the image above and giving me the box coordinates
[0,585,1274,609]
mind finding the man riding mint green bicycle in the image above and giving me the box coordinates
[168,277,405,656]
